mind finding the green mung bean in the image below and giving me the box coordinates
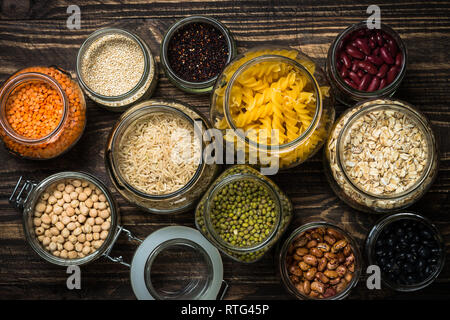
[210,179,277,248]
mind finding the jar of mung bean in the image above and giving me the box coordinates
[195,165,293,263]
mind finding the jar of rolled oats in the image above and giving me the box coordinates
[324,98,438,213]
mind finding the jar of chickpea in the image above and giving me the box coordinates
[10,172,120,266]
[0,66,86,159]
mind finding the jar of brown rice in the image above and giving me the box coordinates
[105,99,219,214]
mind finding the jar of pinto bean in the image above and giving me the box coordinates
[0,66,86,159]
[326,22,407,105]
[279,222,361,299]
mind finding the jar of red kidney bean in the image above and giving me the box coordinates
[326,22,407,106]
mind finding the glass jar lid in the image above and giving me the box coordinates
[130,226,223,300]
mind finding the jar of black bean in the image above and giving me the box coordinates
[195,165,293,263]
[365,212,445,291]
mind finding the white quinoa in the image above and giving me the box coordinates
[80,33,145,96]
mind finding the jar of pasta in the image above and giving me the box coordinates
[105,99,219,214]
[195,165,293,263]
[324,98,438,213]
[0,66,87,160]
[210,47,335,171]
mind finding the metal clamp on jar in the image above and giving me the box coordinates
[10,172,228,300]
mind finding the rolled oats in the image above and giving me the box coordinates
[324,99,438,213]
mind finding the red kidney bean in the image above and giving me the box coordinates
[395,52,403,67]
[348,71,361,86]
[354,38,370,55]
[340,51,352,69]
[367,55,384,66]
[340,67,348,78]
[379,78,387,90]
[380,47,394,64]
[372,47,380,56]
[387,66,399,84]
[358,74,372,90]
[367,76,380,92]
[357,61,377,75]
[345,45,365,59]
[375,31,384,46]
[335,27,403,93]
[343,77,358,89]
[376,64,389,78]
[387,40,398,56]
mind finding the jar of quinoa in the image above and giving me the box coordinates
[324,98,438,213]
[0,66,87,160]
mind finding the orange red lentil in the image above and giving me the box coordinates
[0,66,86,159]
[6,81,64,140]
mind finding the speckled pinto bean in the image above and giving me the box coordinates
[286,227,356,299]
[335,27,403,92]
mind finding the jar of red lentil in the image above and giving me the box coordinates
[0,66,87,160]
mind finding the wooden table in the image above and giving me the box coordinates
[0,0,449,300]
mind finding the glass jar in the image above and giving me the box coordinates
[365,212,445,292]
[324,98,438,213]
[326,22,407,106]
[195,165,293,263]
[9,172,119,266]
[76,27,158,112]
[131,226,227,300]
[0,66,86,160]
[210,46,335,170]
[160,15,236,94]
[279,222,361,300]
[105,99,219,214]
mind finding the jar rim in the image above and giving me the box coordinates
[160,15,234,89]
[0,71,69,145]
[279,221,361,300]
[329,21,407,98]
[109,101,205,200]
[223,54,322,150]
[76,27,150,101]
[203,172,282,252]
[335,99,437,200]
[364,212,446,292]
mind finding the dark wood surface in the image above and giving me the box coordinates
[0,0,449,300]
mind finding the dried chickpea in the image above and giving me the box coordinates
[33,218,42,227]
[34,178,111,260]
[72,180,81,187]
[100,230,108,240]
[35,202,46,213]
